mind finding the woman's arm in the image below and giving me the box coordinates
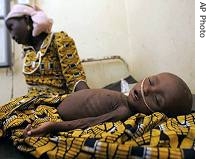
[24,106,132,136]
[53,31,89,92]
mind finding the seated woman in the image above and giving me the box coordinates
[24,72,193,136]
[0,4,89,138]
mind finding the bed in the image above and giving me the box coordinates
[0,56,195,159]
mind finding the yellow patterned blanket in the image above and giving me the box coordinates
[1,104,194,159]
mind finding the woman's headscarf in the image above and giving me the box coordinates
[5,4,53,37]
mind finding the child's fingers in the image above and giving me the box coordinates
[28,122,50,136]
[29,127,43,136]
[24,122,53,137]
[24,124,41,136]
[23,124,32,137]
[25,124,32,131]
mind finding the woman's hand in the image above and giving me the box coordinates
[74,81,89,91]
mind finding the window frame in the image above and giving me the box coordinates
[0,0,11,67]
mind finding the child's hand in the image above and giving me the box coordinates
[23,122,54,137]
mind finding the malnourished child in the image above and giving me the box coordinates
[24,72,193,136]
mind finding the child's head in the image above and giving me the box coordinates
[128,72,193,117]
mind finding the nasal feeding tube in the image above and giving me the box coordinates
[140,78,155,113]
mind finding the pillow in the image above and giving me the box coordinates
[103,75,137,92]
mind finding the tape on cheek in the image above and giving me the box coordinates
[140,78,155,113]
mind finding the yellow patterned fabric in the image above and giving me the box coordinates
[3,105,194,159]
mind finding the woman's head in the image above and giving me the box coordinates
[6,15,33,45]
[5,4,53,44]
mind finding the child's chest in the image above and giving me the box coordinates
[57,90,128,120]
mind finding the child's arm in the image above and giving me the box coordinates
[24,106,132,137]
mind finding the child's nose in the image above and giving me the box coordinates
[143,82,153,96]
